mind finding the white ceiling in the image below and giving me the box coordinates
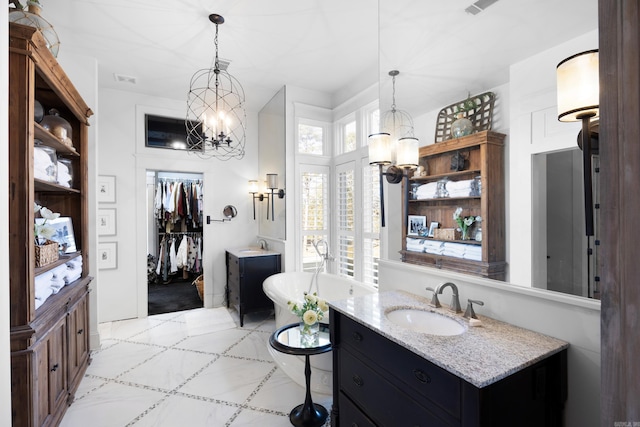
[35,0,597,115]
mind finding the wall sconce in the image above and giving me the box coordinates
[248,180,265,220]
[369,133,419,227]
[557,49,599,236]
[266,173,285,221]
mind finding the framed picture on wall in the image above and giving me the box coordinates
[97,208,117,236]
[98,175,116,203]
[97,242,117,270]
[408,215,427,236]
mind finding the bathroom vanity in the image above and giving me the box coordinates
[226,248,281,326]
[329,291,568,427]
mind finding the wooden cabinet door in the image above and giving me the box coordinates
[67,293,89,396]
[35,318,67,427]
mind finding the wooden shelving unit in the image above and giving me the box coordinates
[9,23,93,427]
[401,130,506,280]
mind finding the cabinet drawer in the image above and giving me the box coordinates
[339,349,456,427]
[338,314,460,418]
[338,392,376,427]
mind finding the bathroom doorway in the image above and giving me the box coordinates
[146,170,204,314]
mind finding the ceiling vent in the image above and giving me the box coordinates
[465,0,499,15]
[113,73,137,84]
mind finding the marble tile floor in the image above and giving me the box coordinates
[60,308,332,427]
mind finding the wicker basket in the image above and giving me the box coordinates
[434,228,461,241]
[193,275,204,301]
[35,240,59,267]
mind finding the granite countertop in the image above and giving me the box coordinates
[226,247,280,258]
[329,290,569,388]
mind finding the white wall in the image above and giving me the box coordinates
[1,6,12,424]
[97,88,260,322]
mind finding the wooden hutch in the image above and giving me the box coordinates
[401,130,506,280]
[9,23,93,427]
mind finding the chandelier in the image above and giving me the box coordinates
[186,14,246,160]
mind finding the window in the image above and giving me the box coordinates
[300,169,329,272]
[295,98,380,287]
[336,164,355,278]
[336,114,357,155]
[298,122,324,155]
[362,159,380,286]
[344,121,357,153]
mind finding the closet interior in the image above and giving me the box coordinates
[147,171,204,314]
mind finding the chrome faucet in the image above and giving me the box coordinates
[425,287,441,308]
[435,282,462,313]
[463,299,485,319]
[257,238,268,250]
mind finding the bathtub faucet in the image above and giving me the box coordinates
[309,239,333,295]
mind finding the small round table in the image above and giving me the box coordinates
[269,323,331,427]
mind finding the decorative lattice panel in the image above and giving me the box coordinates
[434,92,495,143]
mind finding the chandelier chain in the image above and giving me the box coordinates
[390,73,397,112]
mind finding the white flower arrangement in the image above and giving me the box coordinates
[453,207,480,240]
[34,203,60,245]
[287,292,328,326]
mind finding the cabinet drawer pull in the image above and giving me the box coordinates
[352,374,364,387]
[50,363,59,372]
[77,328,84,335]
[413,369,431,384]
[352,332,363,342]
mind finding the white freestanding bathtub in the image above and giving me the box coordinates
[263,271,376,395]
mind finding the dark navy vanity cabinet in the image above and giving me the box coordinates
[226,249,281,326]
[330,309,567,427]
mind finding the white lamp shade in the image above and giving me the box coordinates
[267,173,278,190]
[368,133,392,165]
[396,137,419,168]
[557,50,599,122]
[248,180,259,193]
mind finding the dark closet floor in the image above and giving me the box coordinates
[148,278,203,315]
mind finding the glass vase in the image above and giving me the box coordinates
[299,321,320,347]
[461,227,470,241]
[451,115,473,138]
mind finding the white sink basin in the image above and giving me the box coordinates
[386,309,466,336]
[239,249,263,254]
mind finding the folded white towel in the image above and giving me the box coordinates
[34,147,56,181]
[35,287,54,310]
[415,182,438,199]
[50,264,68,279]
[35,276,54,300]
[50,277,65,293]
[57,161,72,187]
[446,179,473,190]
[64,270,82,284]
[66,257,82,268]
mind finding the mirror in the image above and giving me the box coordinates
[258,87,286,240]
[223,205,237,219]
[378,0,599,298]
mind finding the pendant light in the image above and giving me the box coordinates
[186,14,246,160]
